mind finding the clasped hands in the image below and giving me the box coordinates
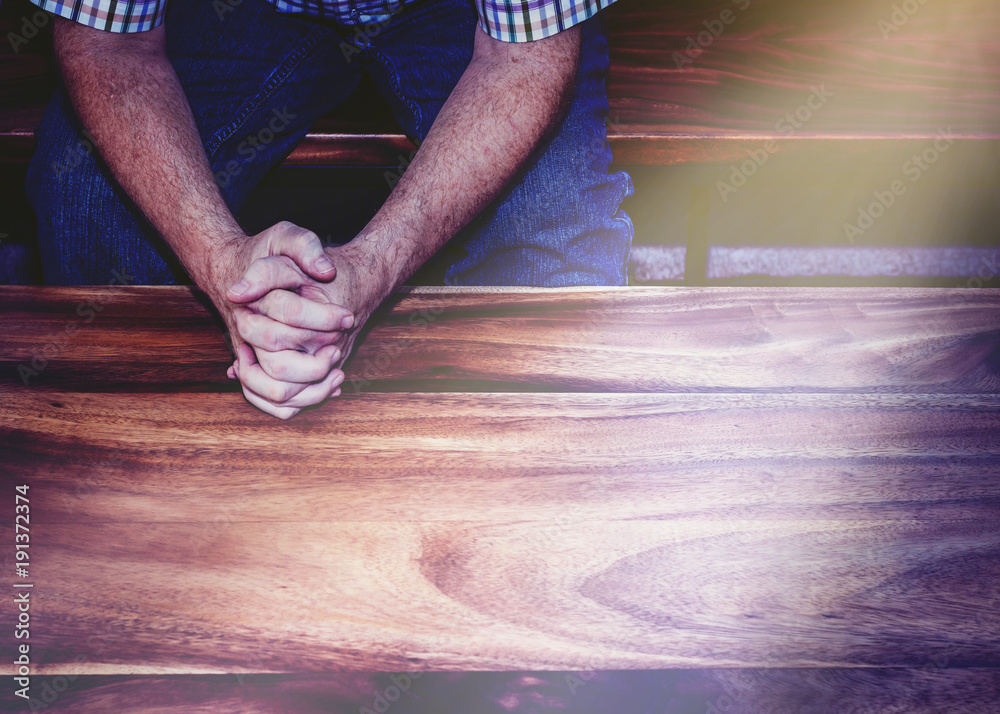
[213,221,389,420]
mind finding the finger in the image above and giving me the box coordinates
[255,343,342,384]
[234,306,339,353]
[236,343,310,404]
[256,289,354,332]
[247,368,344,410]
[237,343,346,405]
[227,255,309,304]
[241,385,301,421]
[241,384,342,420]
[266,222,337,283]
[227,364,237,380]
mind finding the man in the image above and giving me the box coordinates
[25,0,634,418]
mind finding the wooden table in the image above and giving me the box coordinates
[1,286,999,712]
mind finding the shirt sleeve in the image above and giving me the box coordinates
[475,0,619,43]
[26,0,167,33]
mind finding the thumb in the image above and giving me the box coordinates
[266,222,337,283]
[227,255,311,304]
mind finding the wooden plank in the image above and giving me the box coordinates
[3,0,997,167]
[5,669,1000,713]
[5,126,997,169]
[604,0,998,42]
[1,287,999,393]
[4,391,999,523]
[5,511,999,671]
[604,0,999,127]
[1,392,997,671]
[608,135,1000,169]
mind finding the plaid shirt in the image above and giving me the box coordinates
[26,0,619,42]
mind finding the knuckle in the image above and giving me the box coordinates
[305,359,327,383]
[266,382,290,404]
[261,326,281,351]
[244,263,266,286]
[241,312,260,337]
[234,313,250,338]
[320,306,342,330]
[266,358,288,382]
[295,225,320,244]
[276,255,299,275]
[266,258,286,282]
[322,332,342,348]
[258,292,277,316]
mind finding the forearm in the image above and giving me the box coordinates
[349,26,581,293]
[53,19,243,298]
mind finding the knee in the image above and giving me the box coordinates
[26,90,98,207]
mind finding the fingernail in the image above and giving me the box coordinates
[230,279,249,296]
[341,315,354,329]
[332,372,345,387]
[315,256,335,273]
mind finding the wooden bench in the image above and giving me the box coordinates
[4,0,998,165]
[2,0,999,285]
[1,284,999,710]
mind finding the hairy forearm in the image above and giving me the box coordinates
[350,26,581,293]
[53,19,243,296]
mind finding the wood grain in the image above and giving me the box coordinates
[1,286,999,393]
[1,288,997,707]
[4,0,1000,703]
[4,511,999,671]
[605,0,998,42]
[3,0,997,166]
[1,391,998,671]
[3,391,1000,524]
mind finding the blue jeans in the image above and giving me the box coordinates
[26,0,633,287]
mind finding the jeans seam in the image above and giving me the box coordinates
[204,25,331,162]
[363,43,423,138]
